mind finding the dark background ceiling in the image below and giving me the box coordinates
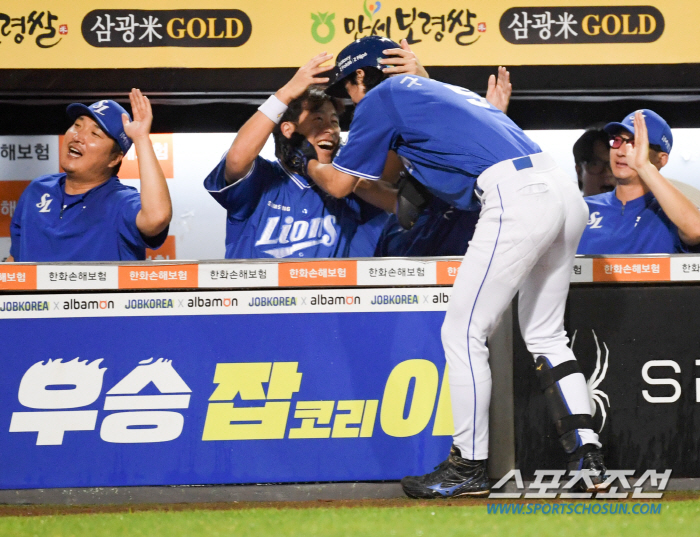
[1,63,699,134]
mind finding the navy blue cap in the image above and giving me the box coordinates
[604,109,673,154]
[326,36,401,98]
[66,100,133,154]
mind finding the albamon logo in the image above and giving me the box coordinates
[571,329,610,432]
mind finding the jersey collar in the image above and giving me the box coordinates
[277,160,313,190]
[612,187,655,208]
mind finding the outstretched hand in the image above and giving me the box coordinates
[278,52,334,104]
[625,111,651,173]
[379,39,429,78]
[122,88,152,142]
[280,132,319,176]
[486,67,512,113]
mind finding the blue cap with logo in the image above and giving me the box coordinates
[66,100,133,154]
[325,36,401,98]
[604,109,673,154]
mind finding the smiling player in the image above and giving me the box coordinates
[9,89,171,262]
[204,43,427,259]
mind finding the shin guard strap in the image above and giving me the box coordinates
[555,414,594,437]
[536,358,582,391]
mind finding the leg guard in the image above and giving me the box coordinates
[535,356,593,455]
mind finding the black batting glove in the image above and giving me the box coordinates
[280,132,318,176]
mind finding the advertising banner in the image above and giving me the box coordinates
[513,285,700,478]
[0,287,454,489]
[0,1,698,69]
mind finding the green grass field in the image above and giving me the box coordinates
[2,500,700,537]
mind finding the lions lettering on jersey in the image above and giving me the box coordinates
[255,215,338,258]
[204,156,364,259]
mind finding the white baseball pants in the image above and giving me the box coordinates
[441,152,599,460]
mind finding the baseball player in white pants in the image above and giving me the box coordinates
[443,153,599,465]
[283,36,608,498]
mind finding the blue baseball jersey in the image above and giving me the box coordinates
[348,210,391,257]
[375,198,479,257]
[10,174,167,262]
[204,156,385,259]
[577,189,700,254]
[333,76,541,210]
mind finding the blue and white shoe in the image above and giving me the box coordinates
[401,445,490,499]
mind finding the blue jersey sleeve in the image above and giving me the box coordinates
[204,156,276,220]
[116,191,169,254]
[9,188,26,260]
[332,92,397,181]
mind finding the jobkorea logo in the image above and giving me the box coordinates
[9,357,191,445]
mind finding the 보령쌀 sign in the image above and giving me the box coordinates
[0,1,697,69]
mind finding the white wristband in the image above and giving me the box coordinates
[258,95,288,124]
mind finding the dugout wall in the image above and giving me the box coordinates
[1,254,698,489]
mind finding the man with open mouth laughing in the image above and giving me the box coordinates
[203,42,425,260]
[8,89,172,262]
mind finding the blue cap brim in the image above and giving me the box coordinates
[603,121,633,135]
[66,103,129,153]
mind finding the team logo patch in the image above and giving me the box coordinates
[36,193,53,213]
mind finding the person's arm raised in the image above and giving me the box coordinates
[627,111,700,245]
[126,88,172,238]
[224,52,333,184]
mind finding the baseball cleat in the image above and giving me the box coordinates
[568,445,610,492]
[401,445,490,499]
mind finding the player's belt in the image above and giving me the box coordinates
[476,152,546,198]
[512,155,534,171]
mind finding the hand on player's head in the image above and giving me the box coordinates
[278,53,334,104]
[378,39,429,78]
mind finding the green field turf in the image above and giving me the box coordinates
[2,501,700,537]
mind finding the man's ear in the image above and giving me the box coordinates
[280,121,296,139]
[108,151,123,170]
[650,150,669,170]
[657,152,669,169]
[355,68,365,85]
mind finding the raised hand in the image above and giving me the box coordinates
[122,88,152,142]
[486,67,512,113]
[379,39,429,78]
[626,111,650,173]
[278,52,334,104]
